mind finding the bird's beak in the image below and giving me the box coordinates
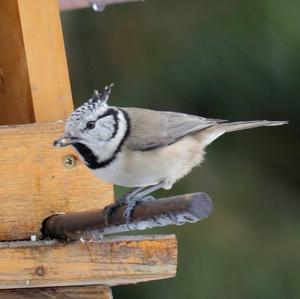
[53,135,78,147]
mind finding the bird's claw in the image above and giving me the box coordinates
[103,195,155,227]
[103,191,137,225]
[123,195,155,229]
[103,199,127,226]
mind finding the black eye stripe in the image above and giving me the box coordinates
[84,108,119,131]
[96,108,116,120]
[84,109,117,130]
[98,108,119,140]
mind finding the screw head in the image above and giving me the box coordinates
[36,266,45,276]
[63,155,77,169]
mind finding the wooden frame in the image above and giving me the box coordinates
[0,1,178,298]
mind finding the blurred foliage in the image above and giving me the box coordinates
[61,1,300,298]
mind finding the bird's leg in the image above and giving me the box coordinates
[103,186,148,225]
[123,182,165,225]
[104,182,165,225]
[123,195,155,229]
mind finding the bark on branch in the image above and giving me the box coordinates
[42,192,213,241]
[59,0,144,11]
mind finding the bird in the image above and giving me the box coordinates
[54,84,287,221]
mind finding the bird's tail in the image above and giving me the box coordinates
[199,120,288,147]
[217,120,288,133]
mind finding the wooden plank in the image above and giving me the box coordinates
[0,0,73,125]
[0,0,34,124]
[0,122,114,241]
[0,235,177,289]
[0,285,112,299]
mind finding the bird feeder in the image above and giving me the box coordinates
[0,1,212,298]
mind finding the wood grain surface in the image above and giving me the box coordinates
[0,0,73,125]
[0,235,177,289]
[0,285,112,299]
[0,122,114,241]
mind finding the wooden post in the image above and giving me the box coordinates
[0,0,73,125]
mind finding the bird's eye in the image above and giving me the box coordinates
[86,121,96,130]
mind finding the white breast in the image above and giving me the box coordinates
[91,135,206,189]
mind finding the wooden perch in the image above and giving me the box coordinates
[42,192,213,241]
[59,0,144,11]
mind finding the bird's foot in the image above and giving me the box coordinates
[123,195,155,229]
[103,195,129,226]
[103,194,155,227]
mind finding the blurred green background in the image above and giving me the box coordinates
[61,1,300,298]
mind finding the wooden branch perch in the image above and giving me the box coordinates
[42,192,213,241]
[59,0,144,11]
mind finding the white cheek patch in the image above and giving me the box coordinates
[99,130,113,140]
[95,116,116,140]
[102,117,115,129]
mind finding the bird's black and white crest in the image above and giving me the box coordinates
[65,84,114,133]
[70,84,113,120]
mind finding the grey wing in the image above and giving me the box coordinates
[122,107,225,151]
